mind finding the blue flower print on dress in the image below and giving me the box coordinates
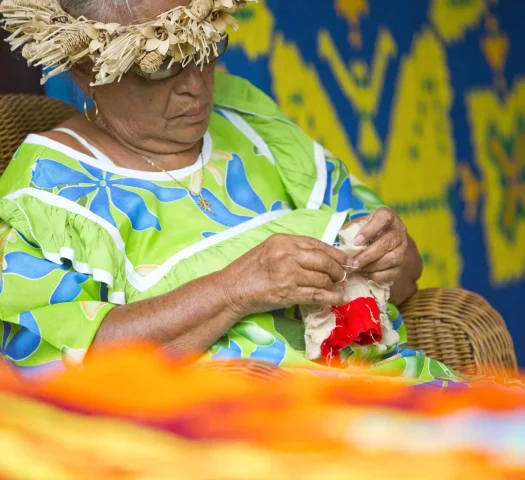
[226,154,267,216]
[322,159,367,213]
[3,251,88,304]
[1,313,64,379]
[192,188,253,228]
[324,160,337,207]
[1,311,40,362]
[271,201,290,212]
[209,322,287,365]
[32,159,188,231]
[232,321,287,366]
[211,338,243,360]
[249,337,286,366]
[210,335,286,366]
[198,153,290,237]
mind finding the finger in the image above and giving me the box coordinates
[295,287,348,307]
[342,215,370,230]
[359,245,407,274]
[353,231,404,269]
[295,269,335,290]
[367,268,402,284]
[295,236,349,265]
[296,250,346,282]
[354,207,396,246]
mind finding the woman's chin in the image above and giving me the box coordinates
[168,119,210,142]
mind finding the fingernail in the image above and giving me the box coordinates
[343,296,351,304]
[354,234,366,246]
[353,260,360,269]
[345,258,356,267]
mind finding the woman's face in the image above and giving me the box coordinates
[80,0,216,148]
[95,59,216,147]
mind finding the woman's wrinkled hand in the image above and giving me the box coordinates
[346,207,409,284]
[219,234,351,317]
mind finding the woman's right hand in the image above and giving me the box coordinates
[219,234,351,317]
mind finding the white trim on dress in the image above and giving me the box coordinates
[53,128,116,167]
[5,188,291,296]
[216,109,276,166]
[24,131,213,181]
[321,211,347,245]
[307,142,328,210]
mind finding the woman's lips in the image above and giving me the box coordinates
[179,105,209,123]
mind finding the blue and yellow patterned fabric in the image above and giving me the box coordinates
[44,0,525,365]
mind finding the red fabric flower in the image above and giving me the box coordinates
[320,297,382,363]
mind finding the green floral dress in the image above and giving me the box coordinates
[0,73,461,385]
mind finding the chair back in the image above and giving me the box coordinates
[0,94,77,175]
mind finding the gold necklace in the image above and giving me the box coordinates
[137,152,213,214]
[97,117,213,214]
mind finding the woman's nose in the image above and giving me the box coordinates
[172,63,207,97]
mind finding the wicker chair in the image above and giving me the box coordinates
[0,93,519,377]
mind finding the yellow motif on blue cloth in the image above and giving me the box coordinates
[430,0,497,44]
[467,81,525,283]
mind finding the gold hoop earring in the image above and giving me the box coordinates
[84,97,99,123]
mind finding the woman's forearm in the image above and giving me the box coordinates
[390,236,423,306]
[92,232,421,355]
[92,271,241,357]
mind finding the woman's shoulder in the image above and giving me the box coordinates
[214,72,288,121]
[0,117,96,198]
[214,73,327,208]
[39,123,95,157]
[37,116,97,159]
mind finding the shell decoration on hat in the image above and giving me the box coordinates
[0,0,256,85]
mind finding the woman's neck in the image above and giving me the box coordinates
[64,115,204,172]
[102,118,204,170]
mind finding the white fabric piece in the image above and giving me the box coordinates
[300,305,336,361]
[338,222,367,258]
[302,221,399,361]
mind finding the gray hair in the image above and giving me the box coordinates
[60,0,134,22]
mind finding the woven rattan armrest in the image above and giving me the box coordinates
[400,288,518,377]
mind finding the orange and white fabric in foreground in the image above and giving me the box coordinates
[0,345,524,480]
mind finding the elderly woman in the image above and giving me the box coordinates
[0,0,457,382]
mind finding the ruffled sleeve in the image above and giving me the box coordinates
[0,222,116,379]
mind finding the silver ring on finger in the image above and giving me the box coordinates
[337,270,347,285]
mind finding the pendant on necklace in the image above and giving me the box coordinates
[198,196,213,213]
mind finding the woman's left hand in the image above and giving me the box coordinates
[346,207,409,284]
